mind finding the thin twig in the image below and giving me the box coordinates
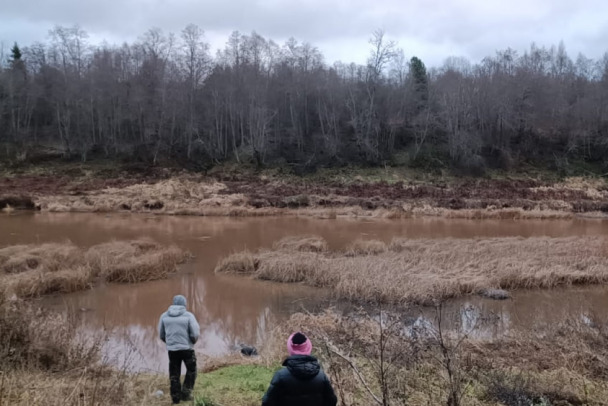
[327,344,382,405]
[0,370,5,406]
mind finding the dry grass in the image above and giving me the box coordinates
[0,370,167,406]
[411,205,575,219]
[0,240,190,298]
[86,240,190,283]
[37,177,249,215]
[8,267,93,298]
[273,309,608,406]
[195,306,608,405]
[0,299,101,372]
[217,235,608,305]
[0,242,81,274]
[214,250,259,274]
[273,235,329,253]
[25,174,608,219]
[0,296,168,406]
[255,251,334,286]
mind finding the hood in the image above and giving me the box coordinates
[167,305,186,317]
[283,355,320,380]
[173,295,187,306]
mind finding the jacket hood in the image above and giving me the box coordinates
[283,355,320,380]
[167,305,186,317]
[172,295,187,306]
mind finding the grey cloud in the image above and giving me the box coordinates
[0,0,607,66]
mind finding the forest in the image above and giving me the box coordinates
[1,25,608,175]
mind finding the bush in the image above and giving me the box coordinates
[0,299,101,371]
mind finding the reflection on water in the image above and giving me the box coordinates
[1,212,608,371]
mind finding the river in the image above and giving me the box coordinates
[2,212,608,372]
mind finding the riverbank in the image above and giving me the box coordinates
[4,299,608,405]
[3,231,608,404]
[0,239,188,405]
[1,161,607,219]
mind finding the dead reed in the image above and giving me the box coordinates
[0,242,81,274]
[214,250,259,274]
[86,240,190,283]
[276,309,608,406]
[0,239,190,298]
[216,235,608,304]
[0,296,168,406]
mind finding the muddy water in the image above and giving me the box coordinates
[2,213,608,372]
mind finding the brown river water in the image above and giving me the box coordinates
[2,212,608,372]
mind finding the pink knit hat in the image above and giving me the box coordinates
[287,332,312,356]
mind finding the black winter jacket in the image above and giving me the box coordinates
[261,355,338,406]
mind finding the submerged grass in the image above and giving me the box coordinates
[216,235,608,304]
[0,239,190,298]
[272,235,329,253]
[345,239,388,256]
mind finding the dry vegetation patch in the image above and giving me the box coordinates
[214,250,259,274]
[85,240,189,283]
[15,171,608,218]
[0,297,168,406]
[216,235,608,304]
[276,309,608,406]
[0,240,190,299]
[0,239,190,404]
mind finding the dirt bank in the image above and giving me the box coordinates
[2,164,607,218]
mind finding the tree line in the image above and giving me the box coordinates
[1,25,608,174]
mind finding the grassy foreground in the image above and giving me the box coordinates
[184,307,608,406]
[216,235,608,304]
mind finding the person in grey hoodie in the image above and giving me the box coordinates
[158,295,200,404]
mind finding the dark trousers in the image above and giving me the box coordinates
[168,349,197,403]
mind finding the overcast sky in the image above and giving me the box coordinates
[1,0,607,67]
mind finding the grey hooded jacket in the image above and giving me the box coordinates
[158,295,200,351]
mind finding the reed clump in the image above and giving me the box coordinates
[85,240,190,283]
[216,235,608,304]
[0,239,190,298]
[0,242,81,274]
[214,250,259,274]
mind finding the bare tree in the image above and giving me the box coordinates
[180,24,211,158]
[0,28,607,174]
